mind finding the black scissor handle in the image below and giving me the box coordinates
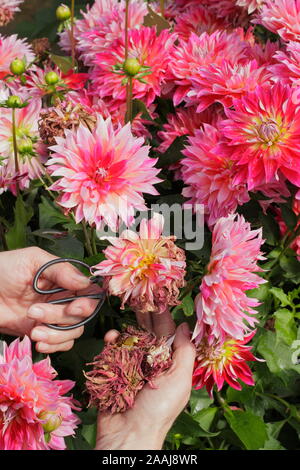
[33,258,106,331]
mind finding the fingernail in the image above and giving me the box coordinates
[28,306,44,319]
[181,322,191,337]
[31,328,48,342]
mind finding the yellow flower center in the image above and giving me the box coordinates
[137,253,156,269]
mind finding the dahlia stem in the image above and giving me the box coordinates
[125,0,130,61]
[160,0,165,17]
[91,227,97,256]
[0,223,8,251]
[125,76,133,123]
[11,108,20,196]
[71,0,76,69]
[82,221,94,257]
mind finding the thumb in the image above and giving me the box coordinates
[172,323,196,378]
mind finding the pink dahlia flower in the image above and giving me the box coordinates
[168,29,249,107]
[193,330,258,397]
[0,99,46,194]
[91,213,186,314]
[256,0,300,41]
[190,59,271,112]
[0,34,34,79]
[157,106,223,154]
[174,5,229,42]
[47,116,161,231]
[270,42,300,104]
[221,83,300,190]
[59,0,147,65]
[0,336,80,450]
[194,214,265,343]
[90,27,176,108]
[181,124,250,228]
[206,0,249,26]
[0,0,23,26]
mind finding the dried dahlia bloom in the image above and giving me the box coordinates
[39,100,96,147]
[0,34,34,79]
[253,176,290,213]
[190,59,271,112]
[85,326,172,413]
[194,214,265,343]
[0,336,80,450]
[168,29,249,107]
[221,83,300,191]
[0,99,46,193]
[174,5,230,42]
[31,37,50,58]
[255,0,300,42]
[157,106,223,154]
[193,330,258,397]
[91,213,186,314]
[47,116,161,231]
[0,0,23,26]
[236,0,264,14]
[90,27,176,108]
[206,0,250,27]
[181,123,249,228]
[153,0,200,20]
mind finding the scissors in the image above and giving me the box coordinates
[33,258,106,331]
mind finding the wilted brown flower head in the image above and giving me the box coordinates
[39,101,96,146]
[84,326,173,413]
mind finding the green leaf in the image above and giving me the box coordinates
[270,287,291,307]
[34,231,84,259]
[143,6,171,33]
[261,422,286,450]
[193,407,218,432]
[181,294,194,317]
[50,54,73,74]
[280,204,298,230]
[257,330,300,375]
[280,254,300,283]
[5,195,33,249]
[274,308,297,346]
[132,99,153,121]
[167,411,219,441]
[81,423,97,448]
[258,212,280,246]
[157,135,187,168]
[224,409,268,450]
[39,196,68,228]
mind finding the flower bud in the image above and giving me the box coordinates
[56,4,71,21]
[45,71,59,86]
[39,411,62,433]
[123,58,142,77]
[18,138,33,154]
[10,58,26,76]
[6,95,22,108]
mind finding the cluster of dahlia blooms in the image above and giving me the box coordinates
[85,325,173,413]
[0,336,80,450]
[1,0,300,426]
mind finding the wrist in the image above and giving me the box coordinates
[95,415,168,450]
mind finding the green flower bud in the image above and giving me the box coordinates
[123,58,142,77]
[6,95,22,108]
[39,411,62,434]
[56,4,71,21]
[10,58,26,76]
[45,71,60,86]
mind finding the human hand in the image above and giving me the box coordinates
[0,247,100,353]
[95,311,196,450]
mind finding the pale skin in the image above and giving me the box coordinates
[0,247,196,450]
